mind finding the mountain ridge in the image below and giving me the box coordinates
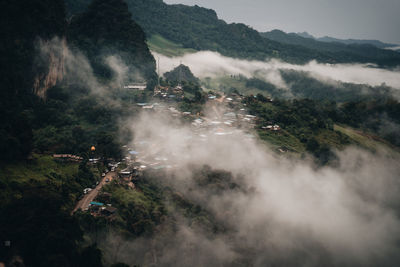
[295,31,398,48]
[64,0,400,66]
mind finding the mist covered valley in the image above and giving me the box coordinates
[1,0,400,266]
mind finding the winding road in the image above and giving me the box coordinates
[72,171,116,214]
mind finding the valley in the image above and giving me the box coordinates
[1,0,400,266]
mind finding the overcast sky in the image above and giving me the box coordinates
[164,0,400,44]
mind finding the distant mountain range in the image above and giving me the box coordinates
[261,29,400,57]
[295,31,399,49]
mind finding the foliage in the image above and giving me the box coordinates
[164,64,199,84]
[68,0,157,88]
[103,178,165,237]
[0,155,102,266]
[147,34,196,57]
[246,95,400,162]
[0,0,66,161]
[115,0,400,66]
[280,70,397,102]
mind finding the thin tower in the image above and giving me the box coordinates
[157,56,160,87]
[179,60,182,85]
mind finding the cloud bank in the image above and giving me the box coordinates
[107,109,400,266]
[154,51,400,89]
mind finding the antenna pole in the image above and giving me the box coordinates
[179,60,182,84]
[157,56,160,87]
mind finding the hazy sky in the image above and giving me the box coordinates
[164,0,400,44]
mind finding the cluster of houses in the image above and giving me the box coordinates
[52,154,83,162]
[261,125,281,131]
[88,197,117,219]
[123,83,147,91]
[153,85,184,100]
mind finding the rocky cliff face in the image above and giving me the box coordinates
[33,38,67,99]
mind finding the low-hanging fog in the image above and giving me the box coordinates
[38,38,400,266]
[37,37,145,100]
[105,109,400,266]
[154,51,400,90]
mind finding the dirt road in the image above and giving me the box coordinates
[71,171,116,214]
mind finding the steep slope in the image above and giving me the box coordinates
[0,0,67,161]
[68,0,157,87]
[124,0,332,64]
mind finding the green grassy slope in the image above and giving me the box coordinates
[147,34,196,57]
[0,154,79,184]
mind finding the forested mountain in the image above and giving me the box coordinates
[164,64,199,83]
[68,0,157,87]
[64,0,400,66]
[0,0,156,162]
[124,0,400,66]
[2,1,400,266]
[0,0,66,161]
[0,0,157,265]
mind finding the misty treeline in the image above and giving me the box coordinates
[155,51,400,101]
[278,70,400,102]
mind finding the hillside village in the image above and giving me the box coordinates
[76,80,285,218]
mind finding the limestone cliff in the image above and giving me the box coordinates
[33,38,67,99]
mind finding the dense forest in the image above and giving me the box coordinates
[244,95,400,163]
[1,0,400,266]
[163,64,199,84]
[0,0,155,265]
[125,0,400,66]
[68,0,157,87]
[0,0,156,162]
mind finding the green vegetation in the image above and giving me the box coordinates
[0,0,158,265]
[123,0,400,66]
[102,179,165,236]
[164,64,199,84]
[64,0,400,67]
[280,70,399,102]
[148,34,196,57]
[0,0,66,161]
[201,70,399,104]
[2,0,400,266]
[0,154,78,185]
[68,0,157,87]
[246,96,400,164]
[0,153,103,266]
[334,124,398,152]
[258,129,306,153]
